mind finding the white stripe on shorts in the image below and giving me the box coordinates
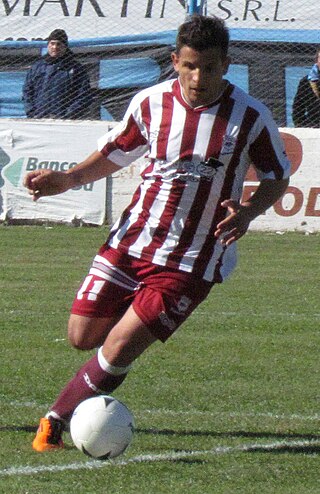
[89,254,139,292]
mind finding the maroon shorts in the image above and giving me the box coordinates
[71,246,213,342]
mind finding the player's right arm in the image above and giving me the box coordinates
[24,150,122,201]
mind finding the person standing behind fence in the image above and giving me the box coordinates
[292,74,320,128]
[307,49,320,99]
[22,29,92,119]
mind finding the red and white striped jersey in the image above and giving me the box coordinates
[98,79,291,283]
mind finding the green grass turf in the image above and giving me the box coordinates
[0,225,319,494]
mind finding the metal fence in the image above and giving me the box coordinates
[0,1,319,127]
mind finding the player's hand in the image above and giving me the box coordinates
[214,199,253,246]
[23,169,73,201]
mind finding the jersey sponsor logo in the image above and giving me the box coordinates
[154,157,224,183]
[196,157,224,179]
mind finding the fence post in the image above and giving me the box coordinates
[186,0,206,15]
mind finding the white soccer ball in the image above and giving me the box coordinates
[70,395,135,460]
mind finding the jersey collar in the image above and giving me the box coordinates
[173,78,232,111]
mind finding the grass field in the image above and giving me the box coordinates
[0,225,319,494]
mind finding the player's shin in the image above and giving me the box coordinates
[49,347,131,423]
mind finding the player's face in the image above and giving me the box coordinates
[48,40,67,58]
[172,46,230,107]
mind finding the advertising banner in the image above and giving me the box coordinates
[0,119,111,225]
[1,0,319,42]
[0,120,319,231]
[208,0,319,31]
[0,0,186,41]
[243,129,320,232]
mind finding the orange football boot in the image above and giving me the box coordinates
[32,417,64,452]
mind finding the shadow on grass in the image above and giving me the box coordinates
[243,443,320,455]
[136,427,320,442]
[2,424,320,449]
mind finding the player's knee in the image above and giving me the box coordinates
[68,329,92,350]
[68,333,92,350]
[67,316,97,350]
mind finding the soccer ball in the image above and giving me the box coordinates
[70,395,135,460]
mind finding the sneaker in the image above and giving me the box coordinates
[32,416,64,452]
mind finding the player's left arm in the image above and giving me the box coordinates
[24,150,121,201]
[214,177,289,246]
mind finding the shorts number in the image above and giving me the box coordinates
[77,275,105,301]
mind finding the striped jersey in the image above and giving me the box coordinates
[98,79,291,283]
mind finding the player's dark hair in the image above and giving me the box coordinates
[176,15,229,59]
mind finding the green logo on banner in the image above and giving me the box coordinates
[0,152,93,191]
[2,158,24,187]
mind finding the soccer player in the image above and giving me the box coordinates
[24,15,290,451]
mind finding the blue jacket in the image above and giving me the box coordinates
[23,50,92,119]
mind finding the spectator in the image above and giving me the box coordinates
[22,29,92,119]
[292,75,320,128]
[307,49,320,99]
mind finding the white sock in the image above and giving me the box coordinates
[97,347,132,376]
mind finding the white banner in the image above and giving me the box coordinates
[0,0,318,41]
[207,0,319,31]
[0,0,186,41]
[0,121,319,231]
[0,119,111,225]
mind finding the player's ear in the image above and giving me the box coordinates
[171,51,180,73]
[222,56,231,75]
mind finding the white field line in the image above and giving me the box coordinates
[3,309,320,319]
[194,310,320,319]
[244,312,320,319]
[143,409,320,422]
[1,439,320,477]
